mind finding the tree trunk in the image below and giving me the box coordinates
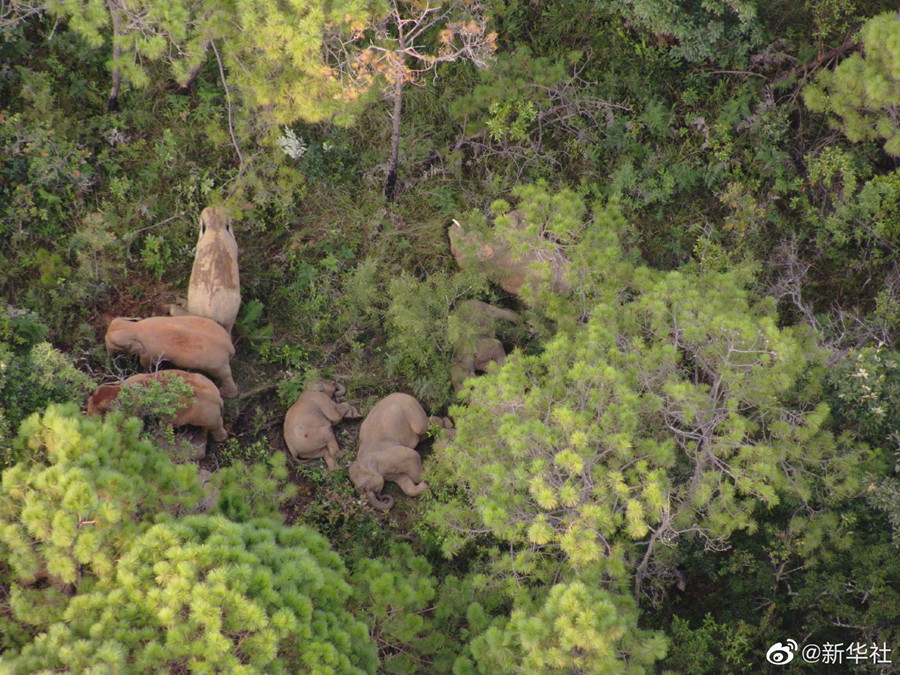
[106,0,122,111]
[384,77,404,202]
[175,56,207,95]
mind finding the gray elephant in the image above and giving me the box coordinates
[283,380,361,470]
[170,206,241,333]
[104,315,237,398]
[448,211,571,297]
[87,370,227,442]
[450,299,521,391]
[349,393,451,510]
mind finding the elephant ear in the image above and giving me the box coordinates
[87,385,121,415]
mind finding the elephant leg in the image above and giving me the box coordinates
[380,445,425,483]
[319,399,346,424]
[326,434,344,460]
[336,402,361,418]
[394,474,428,496]
[216,368,238,398]
[428,416,454,430]
[451,353,476,391]
[139,354,152,369]
[210,422,227,442]
[404,406,430,437]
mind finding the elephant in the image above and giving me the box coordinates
[86,370,227,442]
[283,379,361,470]
[450,300,521,391]
[170,206,241,333]
[448,211,572,297]
[349,393,452,511]
[104,315,238,397]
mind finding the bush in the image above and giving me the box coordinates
[4,516,378,674]
[0,308,95,469]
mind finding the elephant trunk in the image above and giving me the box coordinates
[367,491,394,511]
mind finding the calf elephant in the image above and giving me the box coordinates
[105,315,237,397]
[349,393,451,510]
[283,380,361,470]
[448,212,571,297]
[86,370,227,442]
[450,300,521,391]
[170,206,241,333]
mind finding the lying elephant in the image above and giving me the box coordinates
[349,393,452,510]
[86,370,227,442]
[170,206,241,333]
[105,315,237,397]
[451,300,521,390]
[449,211,572,297]
[283,379,361,470]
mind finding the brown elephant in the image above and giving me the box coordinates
[86,370,227,442]
[104,315,237,397]
[349,393,451,511]
[450,300,521,391]
[448,211,571,297]
[283,380,361,470]
[170,206,241,333]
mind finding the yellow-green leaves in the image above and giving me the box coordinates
[426,195,852,583]
[804,12,900,155]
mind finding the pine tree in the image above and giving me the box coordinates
[426,185,863,593]
[0,404,207,647]
[465,581,666,674]
[0,405,378,672]
[3,516,377,673]
[804,11,900,155]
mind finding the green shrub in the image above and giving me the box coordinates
[4,516,378,674]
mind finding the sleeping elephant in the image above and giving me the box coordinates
[283,379,361,470]
[450,299,521,391]
[86,370,227,442]
[349,393,451,511]
[104,315,237,397]
[448,211,572,297]
[170,206,241,333]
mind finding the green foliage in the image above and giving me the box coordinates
[294,463,385,559]
[0,314,94,469]
[664,614,755,673]
[427,255,859,573]
[804,11,900,155]
[213,452,299,523]
[823,347,900,447]
[349,543,443,674]
[114,371,196,422]
[3,516,378,674]
[385,269,488,408]
[599,0,763,66]
[0,405,205,646]
[464,581,666,673]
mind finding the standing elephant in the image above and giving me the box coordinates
[349,393,451,510]
[104,315,237,397]
[283,380,361,470]
[86,370,227,442]
[448,212,571,297]
[170,206,241,333]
